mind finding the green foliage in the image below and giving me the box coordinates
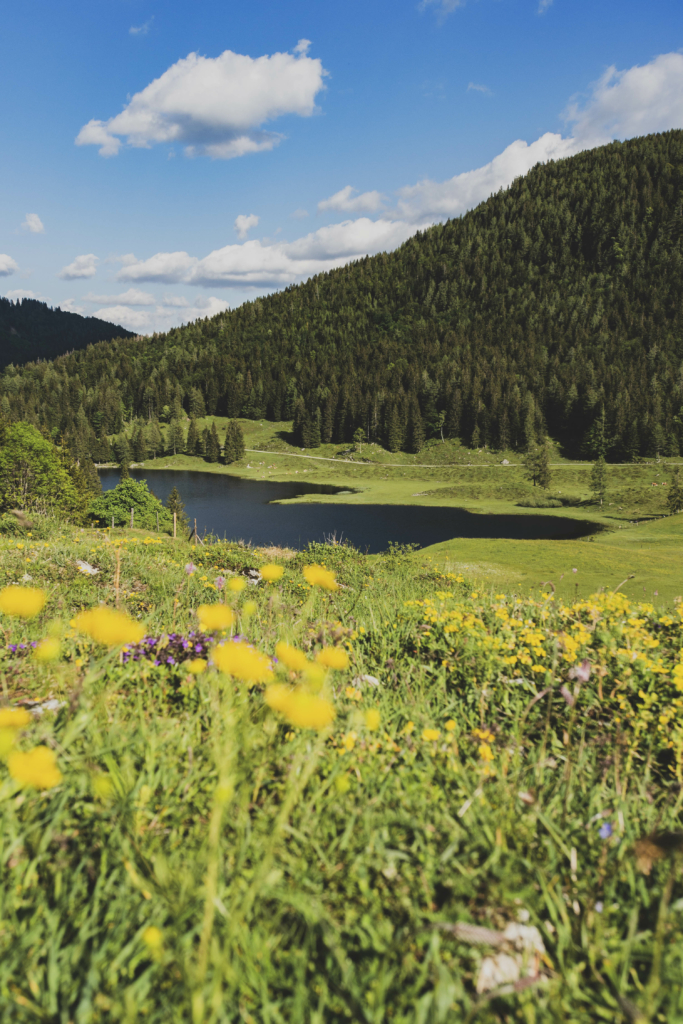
[88,477,172,529]
[8,133,683,461]
[223,420,245,463]
[668,468,683,514]
[165,485,189,533]
[0,421,81,518]
[523,439,552,488]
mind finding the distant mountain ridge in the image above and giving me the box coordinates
[0,297,134,368]
[4,130,683,462]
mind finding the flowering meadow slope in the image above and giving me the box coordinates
[0,526,682,1022]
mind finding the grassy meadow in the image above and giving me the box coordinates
[0,520,682,1022]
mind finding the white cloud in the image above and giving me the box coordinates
[419,0,465,19]
[0,255,19,277]
[467,82,492,96]
[84,288,156,306]
[318,186,386,214]
[235,213,259,239]
[294,39,312,56]
[22,213,45,234]
[538,0,553,12]
[59,299,86,315]
[130,17,153,36]
[564,51,683,148]
[59,254,99,280]
[291,208,309,219]
[92,295,230,334]
[5,288,38,301]
[117,218,414,290]
[76,44,326,159]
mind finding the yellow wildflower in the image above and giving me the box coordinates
[75,608,144,646]
[478,742,494,762]
[265,684,335,730]
[422,728,440,742]
[142,926,163,951]
[8,746,62,789]
[0,708,31,729]
[33,637,60,662]
[0,586,46,619]
[227,577,247,593]
[302,564,338,591]
[303,662,326,692]
[316,647,349,670]
[187,658,207,675]
[261,564,284,582]
[341,731,357,751]
[197,604,234,632]
[345,686,362,701]
[275,641,309,672]
[365,708,381,731]
[445,719,456,732]
[403,721,415,735]
[212,642,271,684]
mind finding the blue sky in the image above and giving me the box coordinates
[2,0,683,334]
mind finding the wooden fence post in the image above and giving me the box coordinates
[173,512,177,539]
[130,508,134,529]
[111,515,114,531]
[156,511,159,532]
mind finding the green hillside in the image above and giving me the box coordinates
[0,297,134,368]
[4,131,683,461]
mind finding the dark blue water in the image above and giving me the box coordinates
[99,469,597,553]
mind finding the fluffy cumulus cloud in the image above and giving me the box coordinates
[76,43,326,159]
[234,214,259,239]
[59,299,86,315]
[116,218,414,290]
[0,255,19,277]
[317,186,386,214]
[59,254,99,280]
[84,288,156,306]
[91,295,230,334]
[22,213,44,234]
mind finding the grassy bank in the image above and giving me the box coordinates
[0,523,682,1021]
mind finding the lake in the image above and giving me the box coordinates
[99,469,597,553]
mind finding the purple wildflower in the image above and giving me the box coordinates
[598,822,612,840]
[185,563,196,576]
[215,576,226,591]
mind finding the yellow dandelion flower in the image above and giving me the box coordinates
[0,586,46,619]
[261,564,284,582]
[212,642,271,683]
[187,658,207,675]
[265,684,335,730]
[335,774,351,794]
[422,728,440,742]
[197,604,234,632]
[33,637,60,662]
[0,708,31,730]
[445,719,456,732]
[75,608,145,646]
[365,708,381,731]
[303,661,326,692]
[315,647,349,670]
[0,729,17,758]
[142,926,163,951]
[478,742,495,762]
[302,564,338,591]
[227,577,247,593]
[341,731,357,751]
[403,721,415,735]
[345,686,362,701]
[8,746,62,789]
[275,641,309,673]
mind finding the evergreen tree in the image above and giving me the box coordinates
[200,427,210,458]
[583,406,609,460]
[387,405,403,453]
[292,398,306,446]
[115,433,130,466]
[668,468,683,514]
[223,424,237,464]
[131,425,146,462]
[206,422,221,462]
[120,459,130,480]
[231,420,245,460]
[166,486,189,533]
[524,439,552,488]
[186,416,199,456]
[625,420,641,462]
[145,420,163,459]
[97,426,113,464]
[353,426,365,453]
[590,455,607,506]
[407,398,425,454]
[302,409,321,448]
[168,419,185,456]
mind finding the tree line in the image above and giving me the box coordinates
[4,131,683,462]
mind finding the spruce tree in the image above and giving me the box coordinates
[200,427,210,458]
[206,422,220,462]
[590,455,607,506]
[98,426,113,464]
[524,439,552,488]
[116,433,131,466]
[186,417,199,456]
[387,405,403,453]
[223,423,237,463]
[231,420,245,460]
[120,459,130,480]
[168,419,185,456]
[407,398,425,454]
[668,468,683,514]
[146,420,163,459]
[132,425,146,462]
[166,486,189,533]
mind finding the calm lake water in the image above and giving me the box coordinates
[99,469,597,553]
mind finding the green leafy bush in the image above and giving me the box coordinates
[88,478,173,530]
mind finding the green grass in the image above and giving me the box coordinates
[0,522,682,1021]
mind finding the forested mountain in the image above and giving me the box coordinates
[4,130,683,461]
[0,297,133,368]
